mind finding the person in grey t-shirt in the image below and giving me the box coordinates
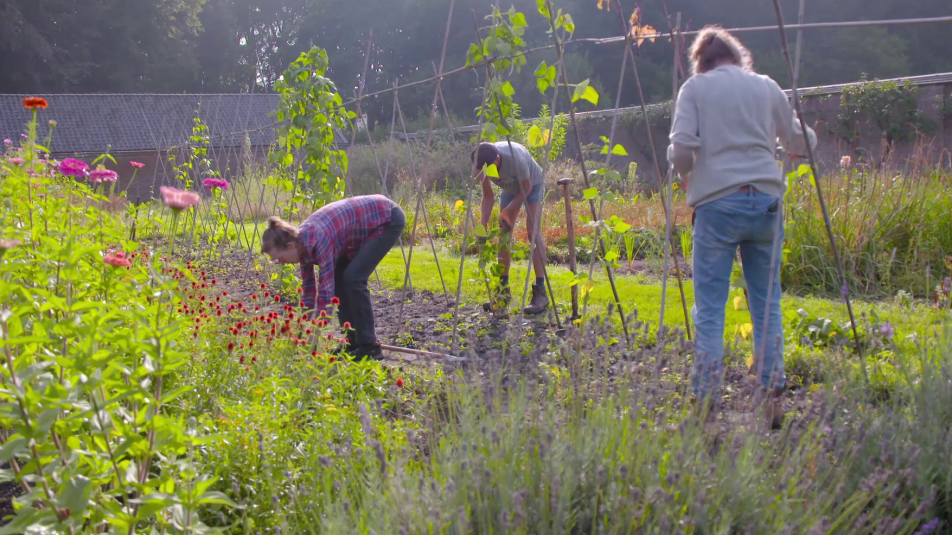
[470,140,548,315]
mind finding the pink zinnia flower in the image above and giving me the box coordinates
[0,239,22,260]
[8,157,25,166]
[58,158,89,178]
[104,254,132,267]
[3,139,11,145]
[130,161,145,169]
[88,168,118,183]
[159,186,201,212]
[202,177,229,190]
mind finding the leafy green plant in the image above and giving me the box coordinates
[272,46,355,208]
[0,112,231,533]
[835,76,935,144]
[466,6,528,142]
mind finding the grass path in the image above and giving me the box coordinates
[374,246,949,346]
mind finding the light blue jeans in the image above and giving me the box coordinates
[692,189,785,398]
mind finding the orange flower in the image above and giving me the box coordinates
[395,378,405,388]
[22,97,48,110]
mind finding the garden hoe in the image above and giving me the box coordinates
[379,343,466,362]
[554,176,581,339]
[330,337,465,362]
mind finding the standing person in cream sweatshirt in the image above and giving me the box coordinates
[668,26,817,429]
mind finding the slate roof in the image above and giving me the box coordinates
[0,93,346,153]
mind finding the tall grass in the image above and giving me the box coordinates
[784,161,952,298]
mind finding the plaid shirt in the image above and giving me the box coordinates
[298,195,395,314]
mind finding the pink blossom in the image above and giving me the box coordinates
[159,186,201,212]
[104,254,132,267]
[88,168,118,183]
[130,161,145,169]
[8,157,25,166]
[202,177,229,190]
[0,239,21,259]
[3,139,11,145]
[58,158,89,178]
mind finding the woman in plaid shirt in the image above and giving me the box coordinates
[261,195,406,361]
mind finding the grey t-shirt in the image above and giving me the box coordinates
[489,141,544,195]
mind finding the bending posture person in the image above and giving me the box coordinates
[261,195,406,361]
[668,26,817,428]
[471,141,549,315]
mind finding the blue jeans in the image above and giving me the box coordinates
[692,189,785,397]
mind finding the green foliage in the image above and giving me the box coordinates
[272,46,354,207]
[467,6,529,142]
[835,76,935,144]
[782,162,952,299]
[521,104,567,164]
[0,114,228,532]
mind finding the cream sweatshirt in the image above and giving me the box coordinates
[668,64,817,208]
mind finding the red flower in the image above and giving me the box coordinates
[22,97,48,110]
[329,357,336,363]
[343,322,352,330]
[260,283,266,289]
[130,161,145,169]
[223,291,228,296]
[319,310,327,318]
[251,294,257,300]
[239,355,245,363]
[395,378,405,388]
[251,356,257,363]
[227,342,234,353]
[297,287,303,294]
[330,297,340,306]
[264,291,270,297]
[211,279,217,284]
[274,296,280,302]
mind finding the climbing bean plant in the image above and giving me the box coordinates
[272,46,356,209]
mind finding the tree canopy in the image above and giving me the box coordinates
[2,0,949,127]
